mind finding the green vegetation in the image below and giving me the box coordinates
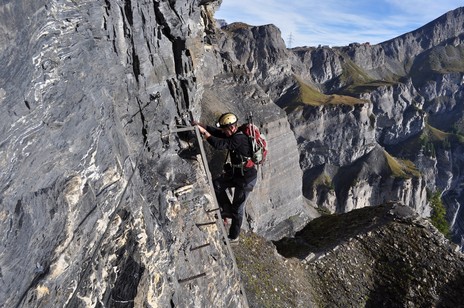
[383,150,421,178]
[427,190,450,238]
[426,124,450,141]
[294,77,366,106]
[426,45,464,73]
[337,58,399,96]
[313,173,334,190]
[419,124,456,157]
[339,58,372,85]
[342,80,398,96]
[451,119,464,137]
[295,78,327,106]
[393,123,464,160]
[422,140,436,157]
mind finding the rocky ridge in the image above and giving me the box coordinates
[237,203,464,308]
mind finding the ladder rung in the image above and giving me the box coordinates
[190,243,210,251]
[170,126,196,133]
[178,272,207,284]
[196,221,216,227]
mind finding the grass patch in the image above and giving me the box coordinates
[295,77,366,106]
[313,173,334,190]
[383,150,421,178]
[342,80,398,96]
[425,124,450,141]
[333,57,400,95]
[420,124,456,156]
[296,78,327,106]
[451,118,464,136]
[425,45,464,73]
[337,58,398,95]
[339,58,372,85]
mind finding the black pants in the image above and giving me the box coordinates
[213,171,257,239]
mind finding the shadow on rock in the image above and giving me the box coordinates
[274,203,411,259]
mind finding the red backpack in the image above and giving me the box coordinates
[239,121,268,168]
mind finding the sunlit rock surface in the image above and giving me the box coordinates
[0,0,248,306]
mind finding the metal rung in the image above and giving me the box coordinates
[170,126,196,133]
[206,207,220,213]
[178,272,207,284]
[196,221,216,227]
[190,243,210,251]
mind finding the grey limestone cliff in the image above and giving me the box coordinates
[0,0,249,306]
[229,7,464,246]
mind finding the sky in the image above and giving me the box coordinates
[215,0,464,48]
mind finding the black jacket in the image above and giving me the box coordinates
[206,125,257,179]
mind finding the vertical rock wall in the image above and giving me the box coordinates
[0,0,249,306]
[246,118,315,240]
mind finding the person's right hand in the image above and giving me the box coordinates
[195,124,210,138]
[196,125,206,134]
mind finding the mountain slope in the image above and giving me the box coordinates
[237,203,464,307]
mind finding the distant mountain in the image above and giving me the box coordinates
[214,6,464,251]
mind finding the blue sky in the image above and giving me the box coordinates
[215,0,463,47]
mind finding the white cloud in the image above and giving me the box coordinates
[215,0,463,47]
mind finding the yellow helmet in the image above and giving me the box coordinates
[216,112,238,128]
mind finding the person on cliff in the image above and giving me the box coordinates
[194,113,257,243]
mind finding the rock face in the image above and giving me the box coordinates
[368,80,426,145]
[0,0,248,306]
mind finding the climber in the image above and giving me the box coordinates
[194,112,257,243]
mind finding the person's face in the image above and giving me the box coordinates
[222,124,237,137]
